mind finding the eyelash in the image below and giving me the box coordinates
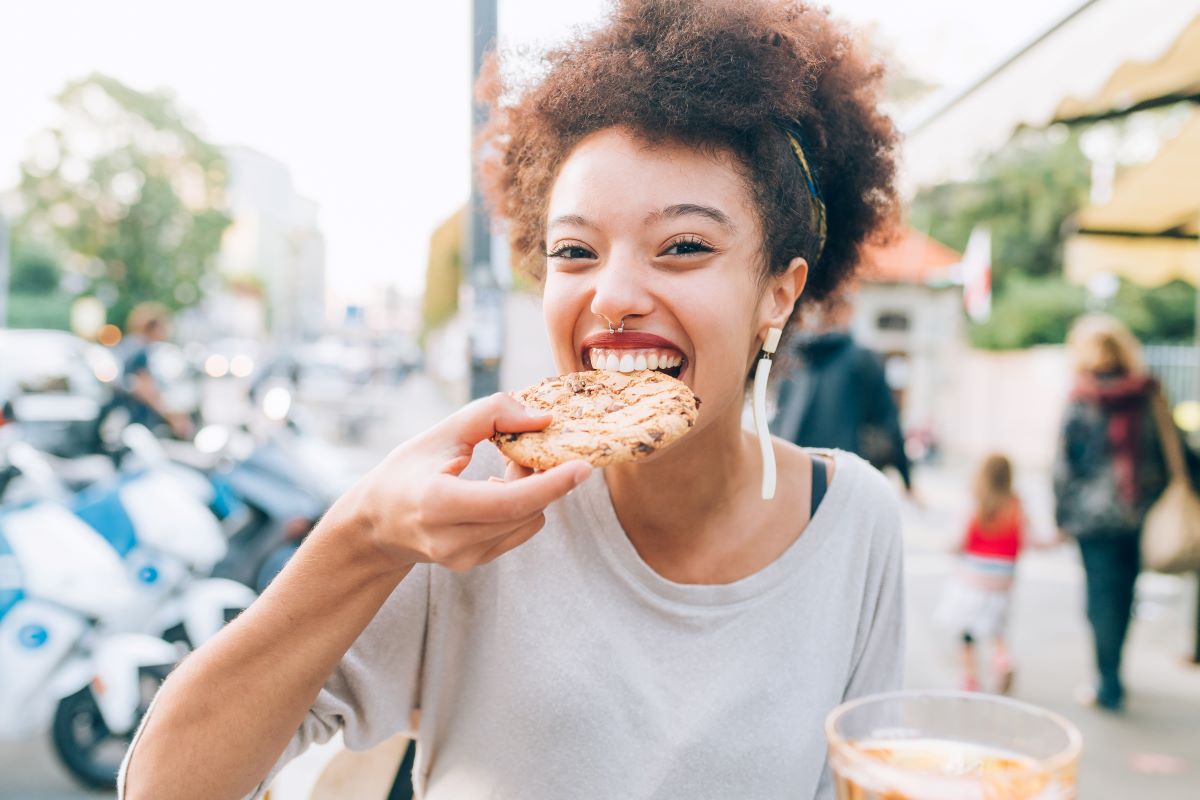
[662,235,714,256]
[545,243,595,260]
[544,236,716,260]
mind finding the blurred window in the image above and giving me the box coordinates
[876,310,910,332]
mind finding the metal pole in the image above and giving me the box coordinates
[467,0,503,399]
[0,214,9,328]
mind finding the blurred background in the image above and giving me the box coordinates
[1,0,1198,797]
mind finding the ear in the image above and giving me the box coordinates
[758,256,808,336]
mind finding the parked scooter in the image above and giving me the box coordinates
[0,441,178,788]
[1,413,257,652]
[71,425,258,649]
[184,384,343,592]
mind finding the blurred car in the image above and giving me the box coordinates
[0,329,117,457]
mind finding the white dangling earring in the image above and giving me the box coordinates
[753,327,783,500]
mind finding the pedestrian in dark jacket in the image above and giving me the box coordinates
[1054,313,1167,711]
[771,297,913,493]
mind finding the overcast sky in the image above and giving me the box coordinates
[1,0,1084,307]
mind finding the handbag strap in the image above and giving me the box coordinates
[1149,387,1188,482]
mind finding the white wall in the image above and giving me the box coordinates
[936,345,1071,470]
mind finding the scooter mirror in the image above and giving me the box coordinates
[194,424,231,455]
[121,423,169,466]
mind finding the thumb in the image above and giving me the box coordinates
[442,392,551,447]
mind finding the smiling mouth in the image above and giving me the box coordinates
[579,332,687,379]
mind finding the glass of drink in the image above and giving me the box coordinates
[825,691,1082,800]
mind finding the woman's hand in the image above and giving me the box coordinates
[329,392,591,574]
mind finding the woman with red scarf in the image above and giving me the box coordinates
[1053,314,1168,711]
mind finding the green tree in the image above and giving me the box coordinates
[910,127,1093,293]
[911,125,1196,347]
[9,240,62,294]
[16,73,230,327]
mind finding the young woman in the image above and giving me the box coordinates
[121,1,903,797]
[1055,314,1168,711]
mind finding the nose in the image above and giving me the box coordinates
[589,253,654,329]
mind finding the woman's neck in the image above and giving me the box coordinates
[603,401,787,583]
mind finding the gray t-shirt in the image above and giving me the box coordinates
[246,444,904,800]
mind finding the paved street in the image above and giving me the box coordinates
[4,376,1197,797]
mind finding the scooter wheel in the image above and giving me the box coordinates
[51,664,170,789]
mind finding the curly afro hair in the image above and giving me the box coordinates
[478,0,899,314]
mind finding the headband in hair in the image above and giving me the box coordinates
[780,120,827,263]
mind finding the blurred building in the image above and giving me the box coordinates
[215,145,326,343]
[853,227,963,443]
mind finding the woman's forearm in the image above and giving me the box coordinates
[122,393,586,799]
[122,497,409,800]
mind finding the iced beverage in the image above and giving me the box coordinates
[825,692,1081,800]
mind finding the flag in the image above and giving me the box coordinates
[961,226,992,323]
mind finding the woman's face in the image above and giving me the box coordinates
[542,127,800,433]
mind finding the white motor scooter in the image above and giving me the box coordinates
[0,494,179,788]
[71,425,258,649]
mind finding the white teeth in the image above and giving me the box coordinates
[588,348,682,372]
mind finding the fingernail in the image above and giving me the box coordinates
[524,405,545,417]
[574,463,593,485]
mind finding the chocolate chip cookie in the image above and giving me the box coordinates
[492,370,701,469]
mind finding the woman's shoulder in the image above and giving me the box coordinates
[798,445,902,546]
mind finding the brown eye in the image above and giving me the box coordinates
[662,236,714,256]
[546,244,596,260]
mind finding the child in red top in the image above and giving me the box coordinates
[936,454,1025,693]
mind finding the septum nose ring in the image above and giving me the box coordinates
[607,316,626,334]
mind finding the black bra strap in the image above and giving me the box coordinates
[810,455,829,517]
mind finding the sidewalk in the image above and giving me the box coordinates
[900,461,1200,797]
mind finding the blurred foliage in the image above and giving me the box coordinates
[910,127,1092,292]
[15,73,230,329]
[1108,278,1197,343]
[422,208,463,337]
[968,276,1197,349]
[9,239,63,295]
[913,126,1197,348]
[7,293,72,330]
[967,275,1087,349]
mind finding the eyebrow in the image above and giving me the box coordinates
[548,204,736,233]
[547,213,594,230]
[646,203,735,231]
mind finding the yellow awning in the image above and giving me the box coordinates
[1064,108,1200,287]
[1055,14,1200,122]
[1065,234,1200,286]
[902,0,1200,190]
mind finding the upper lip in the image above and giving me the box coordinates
[578,331,686,369]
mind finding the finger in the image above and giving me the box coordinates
[436,508,547,560]
[426,459,591,524]
[439,392,552,448]
[504,460,534,481]
[474,513,548,567]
